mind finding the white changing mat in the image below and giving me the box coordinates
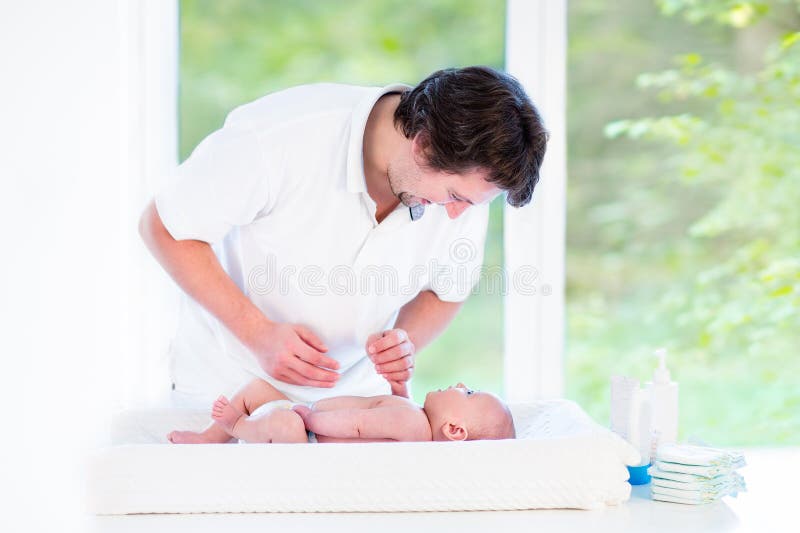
[87,399,639,514]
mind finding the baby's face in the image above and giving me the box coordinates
[423,383,501,420]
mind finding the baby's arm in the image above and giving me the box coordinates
[296,406,429,442]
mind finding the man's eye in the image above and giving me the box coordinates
[466,390,474,395]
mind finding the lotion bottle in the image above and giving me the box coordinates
[643,348,679,461]
[610,375,652,484]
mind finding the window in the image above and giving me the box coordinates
[180,0,508,402]
[565,0,799,445]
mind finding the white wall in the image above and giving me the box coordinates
[0,1,176,527]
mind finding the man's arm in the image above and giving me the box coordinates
[138,200,340,386]
[139,200,268,350]
[302,407,430,441]
[395,290,464,352]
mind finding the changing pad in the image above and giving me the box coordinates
[87,399,639,514]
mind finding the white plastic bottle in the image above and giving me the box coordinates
[644,348,679,461]
[610,375,653,483]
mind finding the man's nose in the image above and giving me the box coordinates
[445,201,469,219]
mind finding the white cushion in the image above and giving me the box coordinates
[87,399,639,513]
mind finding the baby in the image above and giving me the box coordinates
[168,377,515,444]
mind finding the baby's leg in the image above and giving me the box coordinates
[168,378,290,444]
[212,395,308,444]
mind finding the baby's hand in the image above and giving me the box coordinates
[292,405,312,425]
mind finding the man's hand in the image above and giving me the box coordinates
[366,328,415,398]
[251,322,340,387]
[291,404,312,424]
[139,202,340,389]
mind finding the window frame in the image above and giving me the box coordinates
[504,0,567,401]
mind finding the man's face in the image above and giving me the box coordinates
[387,136,502,219]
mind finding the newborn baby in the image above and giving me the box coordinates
[168,377,515,444]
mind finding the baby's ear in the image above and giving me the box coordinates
[442,422,468,441]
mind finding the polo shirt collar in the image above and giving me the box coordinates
[346,83,411,195]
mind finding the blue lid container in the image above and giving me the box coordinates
[627,463,651,485]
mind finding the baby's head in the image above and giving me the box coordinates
[423,383,515,441]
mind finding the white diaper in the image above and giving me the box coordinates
[246,399,317,443]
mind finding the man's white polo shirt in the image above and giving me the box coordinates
[155,83,490,406]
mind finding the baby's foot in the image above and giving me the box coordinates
[168,430,212,444]
[212,395,244,435]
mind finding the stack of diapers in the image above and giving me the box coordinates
[648,444,747,504]
[87,399,640,514]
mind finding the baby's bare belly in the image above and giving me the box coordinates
[310,395,424,443]
[313,435,396,443]
[313,394,414,411]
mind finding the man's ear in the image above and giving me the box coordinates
[410,131,431,163]
[441,421,468,441]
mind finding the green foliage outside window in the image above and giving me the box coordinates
[568,0,799,445]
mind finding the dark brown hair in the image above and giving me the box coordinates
[394,66,548,207]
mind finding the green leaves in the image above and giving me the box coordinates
[568,0,799,446]
[179,0,506,160]
[781,31,800,49]
[610,0,800,366]
[656,0,772,27]
[605,114,704,144]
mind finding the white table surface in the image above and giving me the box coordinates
[2,447,795,532]
[76,447,797,533]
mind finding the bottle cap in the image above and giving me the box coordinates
[653,348,670,383]
[627,463,652,485]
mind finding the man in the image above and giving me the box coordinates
[139,66,547,407]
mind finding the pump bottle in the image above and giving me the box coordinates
[644,348,679,461]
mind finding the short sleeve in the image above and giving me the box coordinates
[155,125,274,244]
[426,203,490,303]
